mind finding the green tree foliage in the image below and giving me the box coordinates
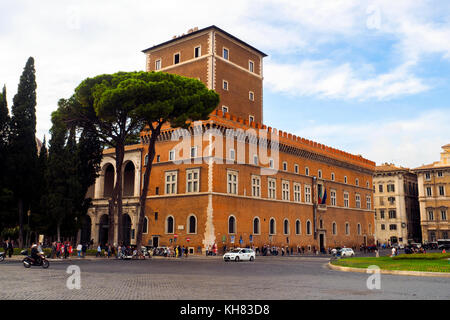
[45,100,102,241]
[132,72,219,251]
[0,85,14,235]
[8,57,38,248]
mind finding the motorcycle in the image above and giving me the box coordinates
[0,252,4,262]
[21,250,49,269]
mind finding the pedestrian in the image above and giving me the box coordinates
[82,243,87,258]
[107,245,111,258]
[7,240,13,258]
[3,240,8,259]
[77,243,82,258]
[391,247,396,257]
[96,244,102,257]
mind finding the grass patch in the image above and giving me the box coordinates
[332,254,450,273]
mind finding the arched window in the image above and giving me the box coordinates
[166,216,174,234]
[283,219,289,235]
[295,220,301,235]
[332,222,337,235]
[228,216,236,234]
[188,215,197,234]
[306,220,312,235]
[253,217,260,234]
[143,217,148,234]
[269,218,276,235]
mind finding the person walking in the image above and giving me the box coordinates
[7,240,13,258]
[77,243,82,258]
[96,244,102,257]
[3,240,8,259]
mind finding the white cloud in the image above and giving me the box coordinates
[293,109,450,168]
[264,60,429,100]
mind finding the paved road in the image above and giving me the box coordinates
[0,256,448,300]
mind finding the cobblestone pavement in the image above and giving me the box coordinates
[0,256,449,300]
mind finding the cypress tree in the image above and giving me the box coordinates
[9,57,38,248]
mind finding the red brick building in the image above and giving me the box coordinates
[88,26,376,254]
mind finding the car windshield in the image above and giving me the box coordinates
[231,249,241,253]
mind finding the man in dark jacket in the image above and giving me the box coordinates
[2,240,8,258]
[7,240,13,258]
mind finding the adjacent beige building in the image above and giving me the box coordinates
[412,144,450,242]
[373,163,421,246]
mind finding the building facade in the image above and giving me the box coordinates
[413,144,450,242]
[373,164,421,246]
[87,26,376,253]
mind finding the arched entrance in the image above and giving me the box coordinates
[122,214,132,246]
[80,215,92,244]
[123,162,135,197]
[103,164,114,198]
[98,214,109,246]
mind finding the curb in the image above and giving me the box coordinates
[327,262,450,278]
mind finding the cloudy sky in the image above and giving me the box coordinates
[1,0,450,168]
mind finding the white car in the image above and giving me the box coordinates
[223,248,255,262]
[339,248,355,257]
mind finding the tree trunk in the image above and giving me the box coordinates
[18,199,23,248]
[136,125,161,252]
[115,144,125,246]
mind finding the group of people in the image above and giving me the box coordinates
[153,245,189,258]
[1,240,15,258]
[49,241,76,259]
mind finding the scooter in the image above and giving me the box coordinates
[21,250,49,269]
[0,252,4,262]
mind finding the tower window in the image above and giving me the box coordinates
[174,53,180,64]
[223,48,229,60]
[249,60,254,72]
[194,46,201,58]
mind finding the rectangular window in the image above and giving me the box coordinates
[249,60,254,72]
[169,150,175,161]
[343,192,349,208]
[387,184,395,192]
[305,167,309,176]
[366,195,371,209]
[282,162,287,171]
[294,164,299,174]
[355,194,361,208]
[294,183,301,202]
[331,173,335,181]
[269,159,274,169]
[229,149,235,161]
[155,59,161,70]
[425,172,431,180]
[165,171,177,195]
[441,210,447,221]
[253,154,258,166]
[282,180,290,201]
[389,224,397,230]
[428,211,434,221]
[439,185,445,196]
[389,210,396,219]
[174,53,180,64]
[268,178,276,199]
[227,170,238,194]
[252,175,261,197]
[426,187,432,197]
[330,190,336,206]
[381,224,385,230]
[223,80,228,91]
[438,171,443,177]
[194,46,201,58]
[380,210,385,219]
[186,169,200,193]
[190,146,198,158]
[318,170,322,179]
[223,48,229,60]
[249,91,254,101]
[305,185,312,203]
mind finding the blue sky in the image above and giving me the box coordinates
[1,0,450,168]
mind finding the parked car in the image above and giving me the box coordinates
[223,248,255,262]
[339,248,355,257]
[423,242,438,250]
